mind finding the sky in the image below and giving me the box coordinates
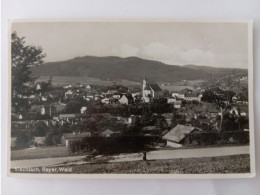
[12,21,249,69]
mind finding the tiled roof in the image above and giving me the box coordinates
[147,84,162,92]
[101,129,114,136]
[162,124,197,143]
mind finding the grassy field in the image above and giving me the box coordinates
[11,154,249,174]
[36,76,140,87]
[11,146,69,160]
[69,155,250,174]
[70,154,250,174]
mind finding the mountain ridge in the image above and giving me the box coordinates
[31,56,247,82]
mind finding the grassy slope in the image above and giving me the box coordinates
[11,146,69,160]
[70,154,250,174]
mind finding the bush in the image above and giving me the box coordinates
[15,132,30,149]
[69,136,162,155]
[184,131,249,146]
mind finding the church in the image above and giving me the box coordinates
[142,75,163,102]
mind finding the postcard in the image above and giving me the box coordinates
[8,19,255,178]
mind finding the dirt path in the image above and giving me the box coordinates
[10,145,250,169]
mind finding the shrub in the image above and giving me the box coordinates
[69,136,162,155]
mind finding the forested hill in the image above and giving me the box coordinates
[31,56,247,82]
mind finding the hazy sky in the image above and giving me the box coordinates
[12,21,249,69]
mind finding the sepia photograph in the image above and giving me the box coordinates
[8,20,254,178]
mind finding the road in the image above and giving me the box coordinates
[10,145,249,169]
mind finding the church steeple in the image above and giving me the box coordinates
[143,73,147,86]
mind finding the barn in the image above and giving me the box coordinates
[162,124,201,148]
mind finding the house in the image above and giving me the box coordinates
[229,107,239,116]
[101,129,115,137]
[11,137,17,148]
[41,96,47,101]
[53,103,66,113]
[101,98,114,104]
[80,106,87,114]
[240,111,247,116]
[28,95,36,99]
[65,90,73,98]
[63,84,72,89]
[112,93,122,99]
[167,97,177,104]
[142,75,163,103]
[94,95,101,100]
[86,85,92,90]
[174,101,182,109]
[59,114,76,120]
[36,84,41,90]
[40,105,45,115]
[18,114,23,120]
[178,88,193,99]
[162,124,201,148]
[61,132,91,147]
[33,137,46,146]
[118,94,134,105]
[184,93,202,102]
[30,105,45,114]
[171,92,179,98]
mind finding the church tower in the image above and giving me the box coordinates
[143,74,147,91]
[142,74,151,103]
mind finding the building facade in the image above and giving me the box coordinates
[142,75,163,103]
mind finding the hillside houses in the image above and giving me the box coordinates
[11,69,250,152]
[171,88,202,102]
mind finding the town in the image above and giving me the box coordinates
[11,71,249,156]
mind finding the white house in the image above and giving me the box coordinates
[171,92,179,98]
[63,84,72,89]
[112,94,121,99]
[65,90,73,98]
[184,93,202,102]
[36,84,41,90]
[119,94,133,105]
[174,101,182,109]
[167,97,177,104]
[80,106,87,114]
[101,98,111,104]
[41,96,47,101]
[86,85,92,90]
[40,106,45,115]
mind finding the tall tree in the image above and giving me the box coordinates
[11,32,46,111]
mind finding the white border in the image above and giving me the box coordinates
[7,19,255,179]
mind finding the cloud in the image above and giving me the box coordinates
[141,42,215,66]
[120,44,140,57]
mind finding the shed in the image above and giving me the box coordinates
[162,124,200,147]
[61,132,91,147]
[101,129,115,137]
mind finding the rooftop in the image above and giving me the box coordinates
[162,124,198,143]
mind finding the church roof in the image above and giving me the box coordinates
[147,84,162,92]
[144,85,150,90]
[143,77,162,92]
